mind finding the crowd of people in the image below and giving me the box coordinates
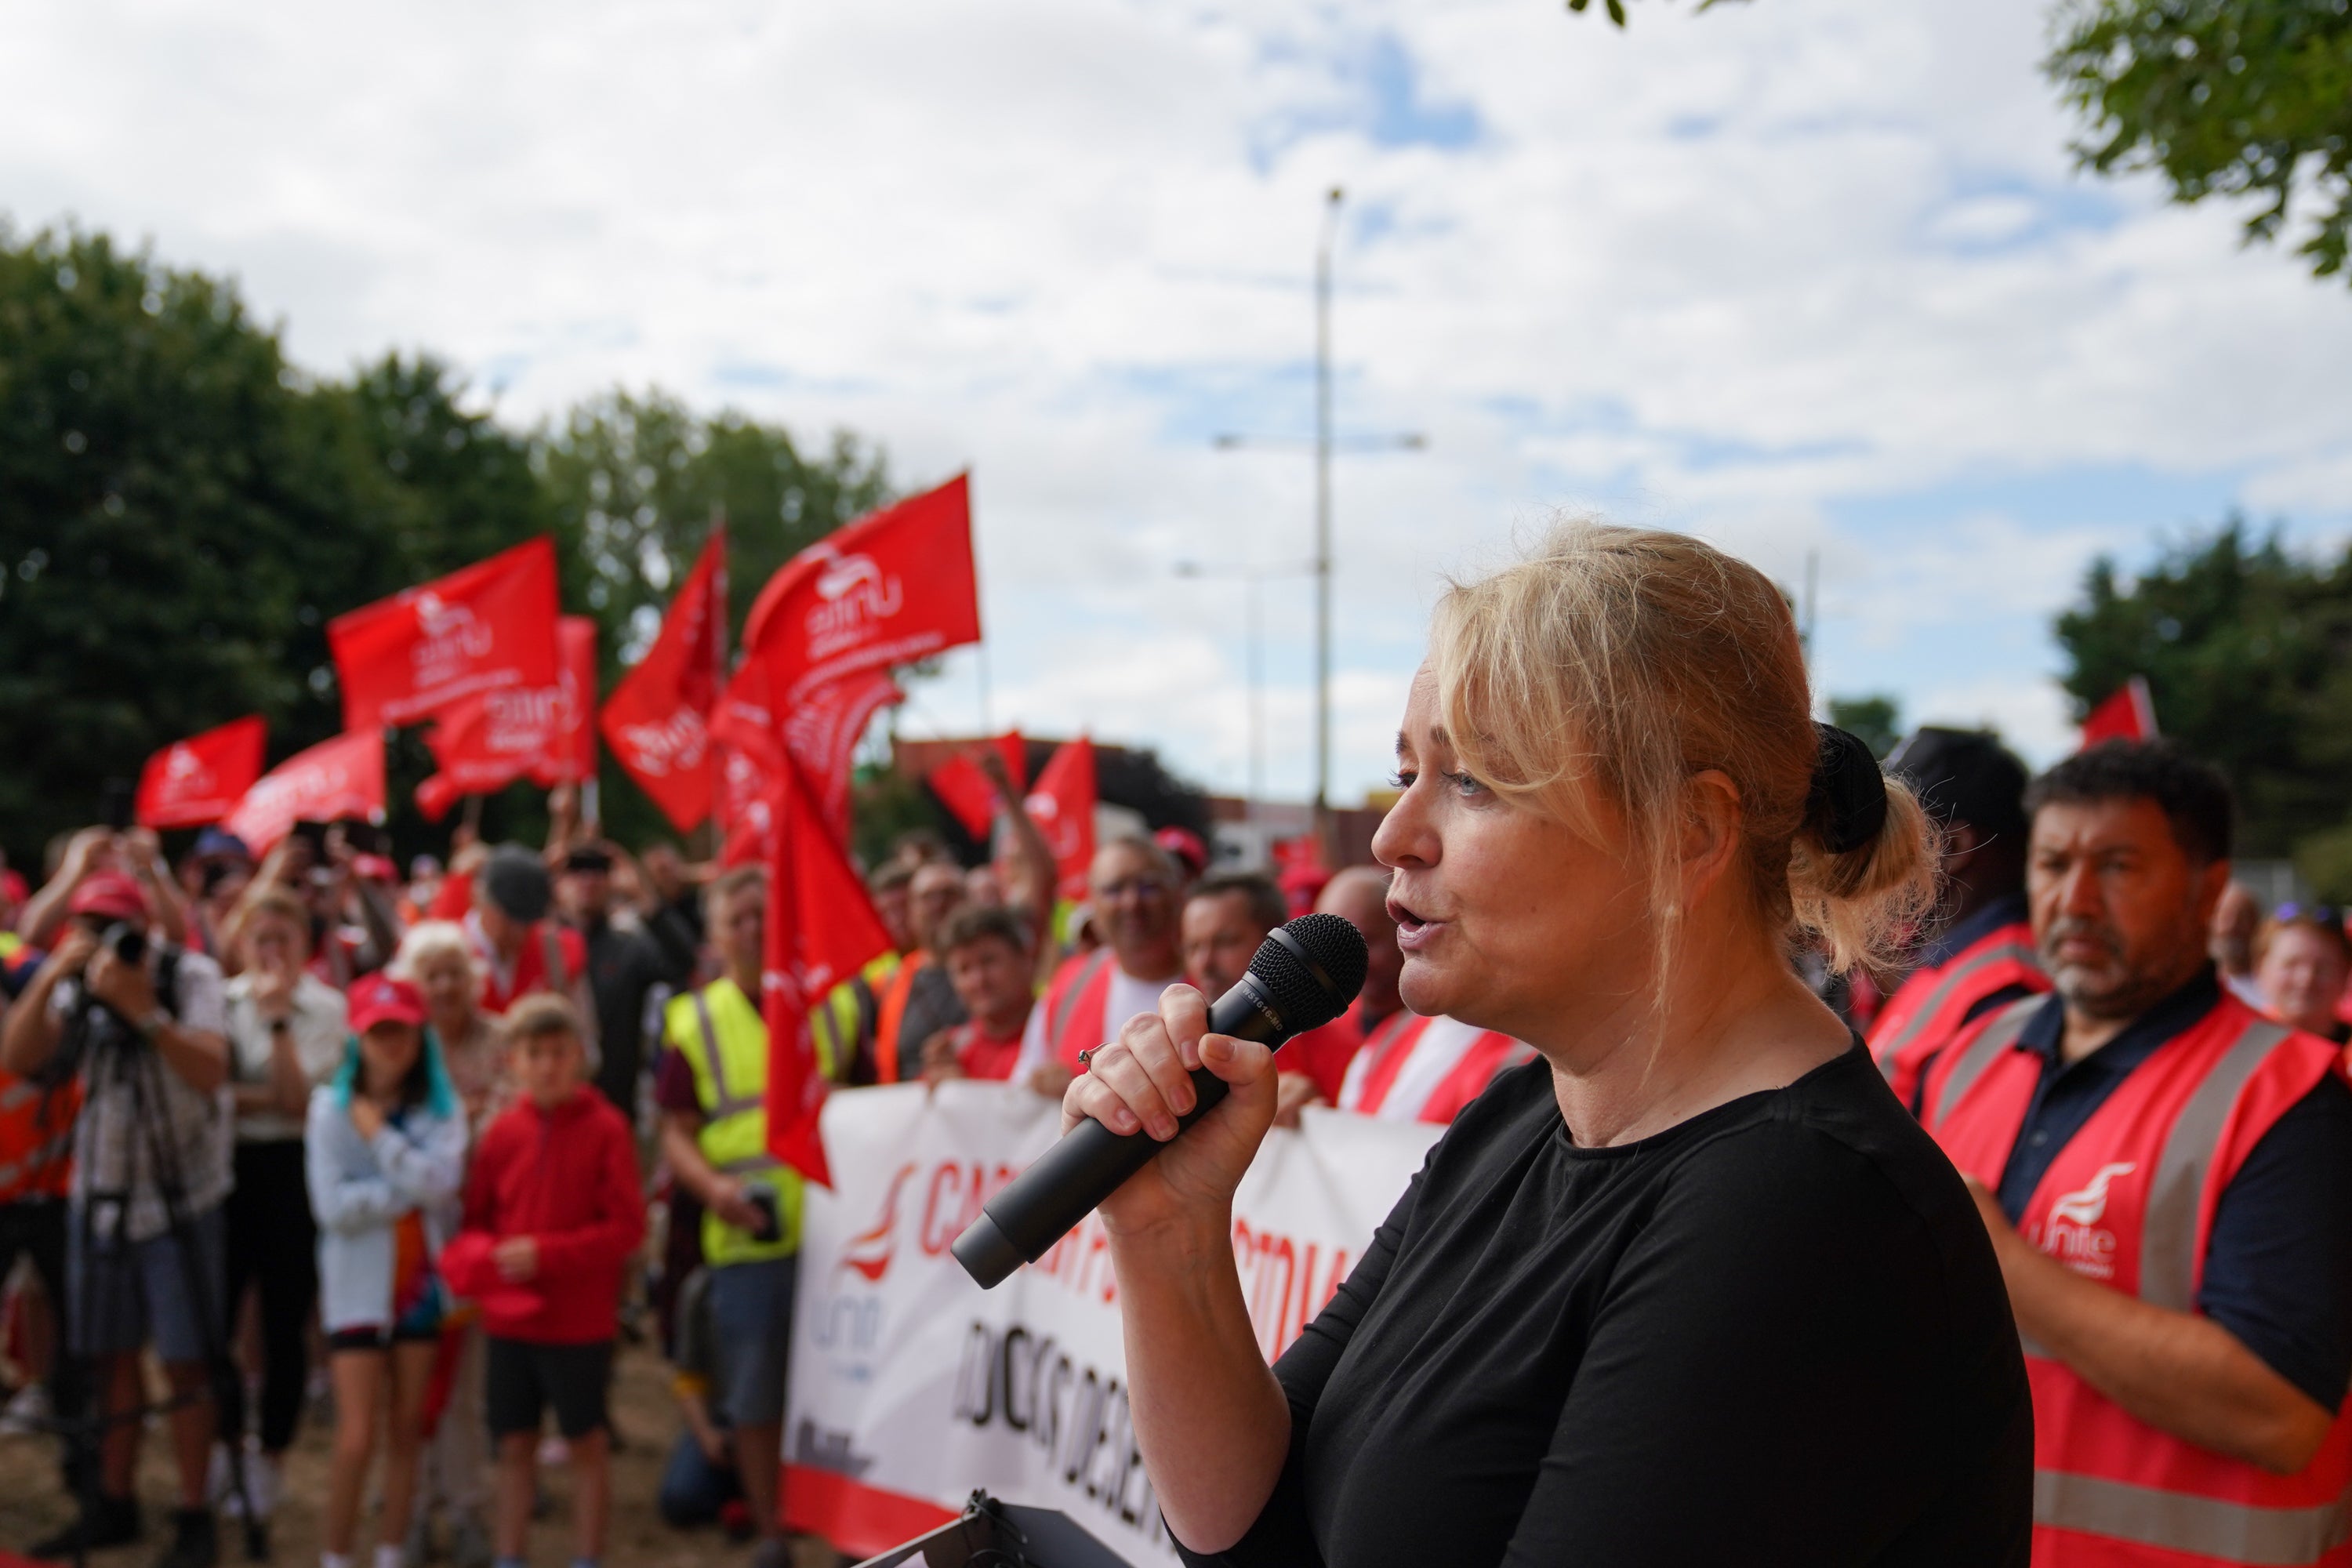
[0,765,1536,1568]
[2,706,2350,1567]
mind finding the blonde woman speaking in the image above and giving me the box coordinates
[1069,524,2032,1566]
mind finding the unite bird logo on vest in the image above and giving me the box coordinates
[2039,1161,2136,1280]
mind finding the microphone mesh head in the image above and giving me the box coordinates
[1249,912,1370,1033]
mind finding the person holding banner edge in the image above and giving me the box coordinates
[1065,524,2031,1565]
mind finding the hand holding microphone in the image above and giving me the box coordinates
[953,914,1366,1287]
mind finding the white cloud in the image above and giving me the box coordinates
[4,0,2347,803]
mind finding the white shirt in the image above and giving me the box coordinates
[1014,959,1185,1075]
[224,971,350,1143]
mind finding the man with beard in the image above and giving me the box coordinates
[1922,740,2352,1568]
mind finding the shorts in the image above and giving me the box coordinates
[485,1337,612,1439]
[325,1320,442,1355]
[706,1255,796,1429]
[67,1202,225,1363]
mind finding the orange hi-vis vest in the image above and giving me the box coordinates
[1923,992,2352,1566]
[1869,916,2047,1108]
[872,950,930,1086]
[1337,1012,1533,1124]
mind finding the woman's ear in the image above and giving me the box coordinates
[1679,770,1745,904]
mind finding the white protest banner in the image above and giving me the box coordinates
[782,1081,1441,1563]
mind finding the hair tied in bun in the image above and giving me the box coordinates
[1806,724,1889,856]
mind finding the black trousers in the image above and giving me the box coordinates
[217,1141,317,1454]
[0,1196,88,1428]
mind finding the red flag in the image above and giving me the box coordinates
[782,670,903,846]
[134,716,267,829]
[412,615,598,816]
[761,756,895,1187]
[328,537,561,731]
[556,616,597,783]
[601,532,727,832]
[225,730,387,851]
[741,476,980,710]
[1025,737,1097,901]
[2080,676,2158,750]
[717,748,772,869]
[927,733,1027,840]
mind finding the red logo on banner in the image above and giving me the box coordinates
[1025,737,1098,901]
[413,617,597,818]
[742,477,979,709]
[762,756,896,1188]
[328,537,561,731]
[134,716,267,829]
[601,531,727,833]
[225,730,387,851]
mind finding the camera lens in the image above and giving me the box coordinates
[103,922,147,967]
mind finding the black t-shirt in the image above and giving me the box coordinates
[1180,1043,2032,1568]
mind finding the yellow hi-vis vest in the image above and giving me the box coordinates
[663,978,815,1266]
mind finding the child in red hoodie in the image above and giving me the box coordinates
[444,995,643,1568]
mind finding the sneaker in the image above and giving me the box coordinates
[30,1494,141,1558]
[0,1381,53,1435]
[154,1507,217,1568]
[240,1447,280,1523]
[447,1512,492,1568]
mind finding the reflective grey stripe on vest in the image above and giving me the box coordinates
[1926,996,2044,1131]
[1877,942,2042,1081]
[2139,1018,2294,1312]
[1048,950,1112,1051]
[2036,1469,2352,1566]
[690,992,764,1121]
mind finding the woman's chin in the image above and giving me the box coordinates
[1396,958,1463,1021]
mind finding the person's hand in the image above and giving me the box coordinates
[122,827,166,876]
[85,944,159,1023]
[448,840,489,879]
[250,953,298,1023]
[975,746,1014,798]
[494,1235,539,1282]
[1272,1070,1323,1130]
[350,1094,387,1142]
[641,846,688,903]
[705,1175,764,1234]
[1063,985,1277,1239]
[59,827,115,884]
[45,925,100,982]
[919,1029,963,1085]
[695,1423,729,1468]
[1025,1060,1073,1101]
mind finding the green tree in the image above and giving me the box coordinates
[2048,0,2352,284]
[1828,695,1904,760]
[2053,518,2352,875]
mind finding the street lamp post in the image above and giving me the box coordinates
[1174,558,1316,819]
[1214,185,1424,851]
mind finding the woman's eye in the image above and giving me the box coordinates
[1445,770,1486,797]
[1388,771,1414,790]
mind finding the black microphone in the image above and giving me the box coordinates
[952,913,1369,1289]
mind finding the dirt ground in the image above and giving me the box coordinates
[0,1343,845,1568]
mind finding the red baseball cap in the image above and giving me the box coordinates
[1155,826,1209,880]
[348,975,427,1035]
[68,871,149,924]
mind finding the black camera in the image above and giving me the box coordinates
[100,921,147,968]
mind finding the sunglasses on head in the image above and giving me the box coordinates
[2273,902,2346,927]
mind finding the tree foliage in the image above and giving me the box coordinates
[2053,519,2352,883]
[1827,695,1904,760]
[0,223,899,866]
[2048,0,2352,281]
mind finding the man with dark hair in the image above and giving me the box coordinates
[1181,871,1361,1126]
[1870,728,2050,1108]
[1922,739,2352,1565]
[554,844,688,1118]
[918,908,1036,1083]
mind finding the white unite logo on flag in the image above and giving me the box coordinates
[2039,1161,2136,1281]
[411,590,495,683]
[802,546,904,659]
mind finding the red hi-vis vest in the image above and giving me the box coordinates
[1869,917,2047,1107]
[1338,1012,1534,1124]
[1923,992,2352,1566]
[1044,950,1118,1071]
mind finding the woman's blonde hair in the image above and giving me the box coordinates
[1428,520,1936,978]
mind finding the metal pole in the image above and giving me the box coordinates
[709,508,729,855]
[1314,187,1341,844]
[1247,572,1265,817]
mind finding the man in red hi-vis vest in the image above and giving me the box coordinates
[1922,740,2352,1567]
[1015,837,1187,1098]
[1338,1012,1534,1124]
[1871,728,2049,1111]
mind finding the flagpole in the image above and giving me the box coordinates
[710,508,729,858]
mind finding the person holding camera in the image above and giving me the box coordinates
[654,866,799,1568]
[2,871,234,1568]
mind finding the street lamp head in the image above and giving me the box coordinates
[1211,433,1245,449]
[1173,561,1204,578]
[1327,186,1344,205]
[1399,433,1428,450]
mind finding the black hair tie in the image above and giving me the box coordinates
[1807,723,1889,855]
